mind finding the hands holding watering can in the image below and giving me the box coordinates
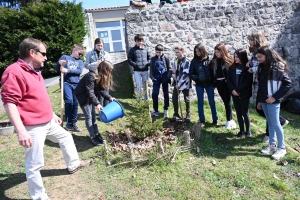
[97,97,116,113]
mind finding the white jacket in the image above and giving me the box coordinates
[173,56,191,90]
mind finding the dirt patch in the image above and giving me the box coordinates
[106,121,190,153]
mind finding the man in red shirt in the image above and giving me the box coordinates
[1,38,90,200]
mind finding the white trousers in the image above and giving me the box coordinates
[24,119,80,200]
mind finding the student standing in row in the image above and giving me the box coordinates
[85,38,112,107]
[189,43,218,127]
[171,45,192,122]
[247,32,289,143]
[128,34,151,101]
[211,43,236,129]
[149,44,171,117]
[227,49,253,137]
[257,46,292,160]
[55,44,85,132]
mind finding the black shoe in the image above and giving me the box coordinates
[236,132,244,137]
[95,133,104,144]
[65,123,74,131]
[185,112,191,123]
[212,120,218,126]
[170,113,180,122]
[90,137,101,146]
[245,131,252,138]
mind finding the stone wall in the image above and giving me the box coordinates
[124,0,300,102]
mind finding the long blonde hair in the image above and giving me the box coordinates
[95,61,114,90]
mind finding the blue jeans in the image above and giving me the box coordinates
[80,103,99,137]
[195,85,218,122]
[152,74,169,111]
[134,71,148,101]
[64,82,78,125]
[261,103,285,149]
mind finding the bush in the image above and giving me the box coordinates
[127,98,164,139]
[0,0,86,79]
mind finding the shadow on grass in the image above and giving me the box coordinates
[110,61,134,100]
[191,125,271,160]
[44,133,95,153]
[0,169,69,200]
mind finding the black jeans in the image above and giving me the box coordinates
[216,80,232,121]
[172,88,190,115]
[233,96,250,132]
[255,101,286,136]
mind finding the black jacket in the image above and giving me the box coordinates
[227,64,253,98]
[256,62,292,103]
[189,57,214,86]
[149,54,171,80]
[127,45,151,71]
[74,71,111,106]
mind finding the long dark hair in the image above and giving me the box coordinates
[233,49,248,70]
[256,46,288,73]
[193,43,208,60]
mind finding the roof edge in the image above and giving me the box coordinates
[85,5,129,12]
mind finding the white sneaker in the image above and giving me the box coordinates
[225,121,230,129]
[271,148,287,160]
[282,120,289,128]
[261,144,277,155]
[164,110,169,118]
[225,120,236,129]
[150,110,159,117]
[230,120,236,129]
[262,135,269,143]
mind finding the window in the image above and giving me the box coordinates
[96,21,120,28]
[95,20,126,52]
[111,30,121,40]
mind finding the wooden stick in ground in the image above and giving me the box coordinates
[173,77,183,120]
[60,71,64,127]
[183,130,191,147]
[128,143,135,162]
[125,128,133,143]
[193,123,201,142]
[145,80,152,122]
[157,138,165,154]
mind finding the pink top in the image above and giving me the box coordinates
[1,59,53,125]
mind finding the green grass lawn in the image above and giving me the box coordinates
[0,61,299,199]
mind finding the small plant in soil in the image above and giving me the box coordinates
[127,97,164,139]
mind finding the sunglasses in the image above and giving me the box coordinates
[35,50,47,57]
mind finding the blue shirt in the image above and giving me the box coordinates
[55,55,84,84]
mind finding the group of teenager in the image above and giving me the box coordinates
[0,31,292,198]
[54,38,115,147]
[128,33,292,161]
